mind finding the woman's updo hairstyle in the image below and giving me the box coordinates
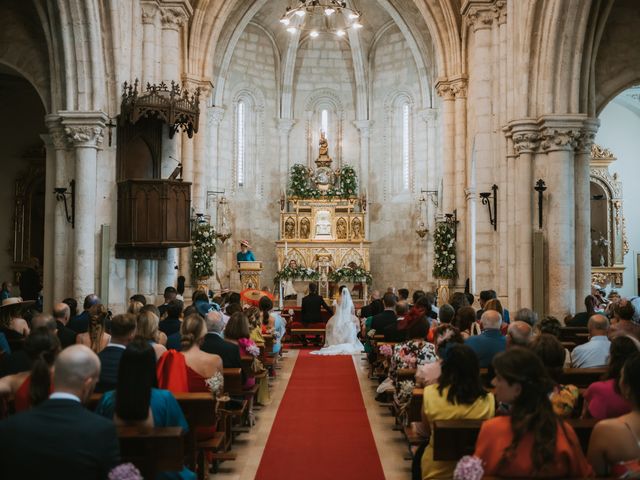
[180,314,206,349]
[25,328,61,406]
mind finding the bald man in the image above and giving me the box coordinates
[571,314,611,368]
[201,310,242,370]
[0,345,119,478]
[53,302,77,349]
[506,321,533,348]
[465,310,506,368]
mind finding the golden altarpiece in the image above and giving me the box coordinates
[589,144,628,288]
[276,133,370,304]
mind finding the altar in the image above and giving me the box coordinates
[275,132,371,304]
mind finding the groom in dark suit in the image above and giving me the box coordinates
[0,345,120,479]
[301,282,333,324]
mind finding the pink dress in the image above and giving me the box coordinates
[585,379,631,419]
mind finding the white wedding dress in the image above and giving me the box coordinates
[310,288,364,356]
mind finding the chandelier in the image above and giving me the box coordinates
[280,1,363,37]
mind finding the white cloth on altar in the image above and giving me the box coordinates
[311,288,364,356]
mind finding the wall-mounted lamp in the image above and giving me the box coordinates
[54,180,75,229]
[421,189,439,207]
[479,184,498,231]
[444,209,459,241]
[534,179,547,230]
[416,195,429,239]
[215,196,232,243]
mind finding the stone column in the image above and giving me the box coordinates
[510,121,539,309]
[277,118,295,191]
[539,117,583,318]
[140,1,159,85]
[434,82,456,215]
[353,119,372,190]
[39,134,56,310]
[452,79,468,288]
[61,113,107,301]
[574,120,599,307]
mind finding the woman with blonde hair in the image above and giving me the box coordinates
[245,306,265,347]
[76,304,111,353]
[127,301,144,316]
[136,310,167,360]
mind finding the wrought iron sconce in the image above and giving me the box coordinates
[54,180,75,229]
[479,184,498,231]
[534,179,547,230]
[416,195,429,238]
[215,196,232,243]
[444,209,459,241]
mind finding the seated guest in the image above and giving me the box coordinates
[411,290,426,308]
[454,306,477,339]
[425,292,439,319]
[96,313,137,393]
[0,298,30,341]
[259,297,285,354]
[514,307,538,328]
[127,301,144,315]
[360,290,384,318]
[129,293,147,307]
[386,295,431,342]
[571,314,611,368]
[0,329,60,411]
[567,294,598,327]
[62,297,78,319]
[96,339,195,480]
[53,302,76,348]
[475,289,495,319]
[201,310,242,370]
[301,282,333,324]
[158,286,177,318]
[583,336,637,419]
[506,321,533,348]
[136,310,167,360]
[368,292,397,335]
[157,314,223,395]
[398,288,409,303]
[609,299,640,340]
[475,347,593,477]
[3,313,56,375]
[159,299,184,336]
[416,324,464,388]
[0,345,120,478]
[537,315,572,367]
[531,334,579,418]
[421,344,495,479]
[68,293,100,333]
[245,307,265,346]
[464,310,506,368]
[449,291,470,314]
[0,331,9,355]
[427,303,454,342]
[76,304,111,353]
[165,305,198,351]
[587,352,640,477]
[389,312,436,415]
[225,312,258,389]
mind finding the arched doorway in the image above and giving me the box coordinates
[0,63,46,298]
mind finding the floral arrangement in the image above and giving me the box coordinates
[239,338,260,357]
[338,165,358,196]
[191,222,216,279]
[287,163,359,199]
[329,266,373,285]
[379,344,393,357]
[205,373,224,396]
[397,379,416,403]
[367,328,377,338]
[453,456,484,480]
[109,463,142,480]
[274,265,320,282]
[433,222,457,279]
[288,164,318,198]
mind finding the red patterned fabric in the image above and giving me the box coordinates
[156,350,189,393]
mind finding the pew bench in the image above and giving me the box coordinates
[117,426,184,480]
[290,328,326,345]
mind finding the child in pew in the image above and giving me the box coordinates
[96,339,196,480]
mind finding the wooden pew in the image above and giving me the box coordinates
[290,327,326,345]
[560,327,590,346]
[560,368,606,388]
[432,418,598,461]
[117,426,184,480]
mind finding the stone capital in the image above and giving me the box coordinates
[59,111,108,149]
[576,118,600,154]
[182,75,214,99]
[419,108,439,124]
[276,118,295,135]
[141,0,160,24]
[462,0,497,31]
[159,1,192,30]
[509,119,540,154]
[353,119,373,138]
[537,115,595,153]
[208,106,225,127]
[45,115,69,150]
[435,76,468,100]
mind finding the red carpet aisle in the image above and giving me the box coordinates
[254,350,386,480]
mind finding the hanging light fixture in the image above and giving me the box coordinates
[280,1,363,37]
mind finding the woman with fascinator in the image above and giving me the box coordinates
[310,287,363,355]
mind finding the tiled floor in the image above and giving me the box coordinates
[212,350,412,480]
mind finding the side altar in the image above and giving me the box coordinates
[275,132,371,304]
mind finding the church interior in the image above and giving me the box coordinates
[0,0,640,479]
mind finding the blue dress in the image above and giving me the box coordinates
[236,250,256,262]
[96,388,195,480]
[272,313,286,354]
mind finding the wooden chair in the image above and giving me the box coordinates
[117,426,184,480]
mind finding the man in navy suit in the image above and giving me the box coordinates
[68,294,100,334]
[96,313,137,393]
[201,310,242,369]
[0,345,120,479]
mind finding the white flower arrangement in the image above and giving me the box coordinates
[192,222,217,279]
[433,222,457,279]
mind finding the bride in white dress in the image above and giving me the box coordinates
[310,287,364,356]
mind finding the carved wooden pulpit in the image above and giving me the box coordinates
[238,261,263,290]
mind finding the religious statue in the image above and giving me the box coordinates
[319,131,329,157]
[351,217,362,239]
[284,217,296,239]
[336,218,347,239]
[315,210,332,237]
[300,217,310,239]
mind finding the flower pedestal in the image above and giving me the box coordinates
[436,278,450,305]
[196,276,209,292]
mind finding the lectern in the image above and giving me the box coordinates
[238,261,263,290]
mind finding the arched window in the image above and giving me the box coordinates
[385,92,414,195]
[236,100,246,187]
[402,102,410,191]
[321,109,329,138]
